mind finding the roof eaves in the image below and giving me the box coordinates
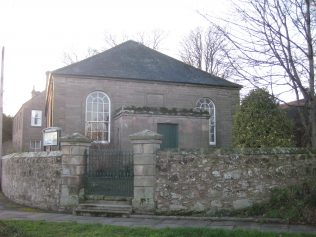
[51,72,241,89]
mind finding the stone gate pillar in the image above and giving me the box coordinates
[129,129,162,214]
[59,133,91,211]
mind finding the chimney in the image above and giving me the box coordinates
[31,86,40,98]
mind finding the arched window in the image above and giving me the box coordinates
[196,98,216,145]
[85,91,111,143]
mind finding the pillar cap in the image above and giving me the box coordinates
[129,129,162,141]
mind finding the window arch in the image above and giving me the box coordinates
[85,91,111,143]
[196,98,216,145]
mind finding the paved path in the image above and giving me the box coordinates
[0,193,315,234]
[0,209,315,234]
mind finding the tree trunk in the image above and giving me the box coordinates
[312,98,316,148]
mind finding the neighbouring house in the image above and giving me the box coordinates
[12,89,46,152]
[45,40,241,149]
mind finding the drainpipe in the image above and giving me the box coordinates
[0,46,4,190]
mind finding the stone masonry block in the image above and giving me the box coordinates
[62,156,86,165]
[60,184,69,199]
[134,176,155,187]
[142,144,157,154]
[134,154,155,165]
[70,146,88,156]
[133,144,143,154]
[61,145,71,155]
[61,176,84,186]
[62,146,88,156]
[60,185,79,208]
[133,187,155,199]
[62,165,85,176]
[132,197,155,214]
[134,165,155,176]
[61,144,89,156]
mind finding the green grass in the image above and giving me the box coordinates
[0,220,315,237]
[0,192,44,213]
[216,181,316,225]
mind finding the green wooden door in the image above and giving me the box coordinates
[157,123,178,149]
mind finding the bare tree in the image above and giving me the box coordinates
[63,47,100,65]
[103,33,129,48]
[212,0,316,147]
[103,29,166,50]
[179,26,235,79]
[63,51,80,65]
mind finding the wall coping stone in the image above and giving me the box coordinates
[1,151,63,160]
[157,147,316,156]
[129,129,162,141]
[114,110,210,120]
[60,133,91,143]
[218,147,316,155]
[114,106,210,117]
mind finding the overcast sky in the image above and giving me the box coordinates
[0,0,234,116]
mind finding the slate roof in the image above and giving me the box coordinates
[53,40,241,88]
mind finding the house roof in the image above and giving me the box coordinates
[280,99,305,109]
[14,91,45,118]
[52,40,241,88]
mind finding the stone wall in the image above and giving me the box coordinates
[4,130,315,216]
[1,151,62,210]
[1,133,90,212]
[156,149,316,214]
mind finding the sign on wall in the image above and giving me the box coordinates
[42,127,61,149]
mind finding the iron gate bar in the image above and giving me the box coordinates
[85,148,133,197]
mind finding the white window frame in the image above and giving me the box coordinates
[85,91,111,143]
[196,98,216,145]
[30,140,41,152]
[31,110,42,127]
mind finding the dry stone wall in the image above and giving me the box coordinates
[156,149,316,214]
[1,151,62,210]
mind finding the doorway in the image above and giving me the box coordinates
[157,123,178,149]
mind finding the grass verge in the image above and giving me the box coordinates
[0,192,44,213]
[0,220,315,237]
[215,181,316,225]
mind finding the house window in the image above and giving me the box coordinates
[196,98,216,145]
[85,91,111,143]
[31,110,42,127]
[30,140,41,152]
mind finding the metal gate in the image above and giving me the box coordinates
[85,148,133,197]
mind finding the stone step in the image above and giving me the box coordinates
[84,195,132,202]
[74,202,132,217]
[83,198,131,206]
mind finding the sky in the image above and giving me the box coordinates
[0,0,234,116]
